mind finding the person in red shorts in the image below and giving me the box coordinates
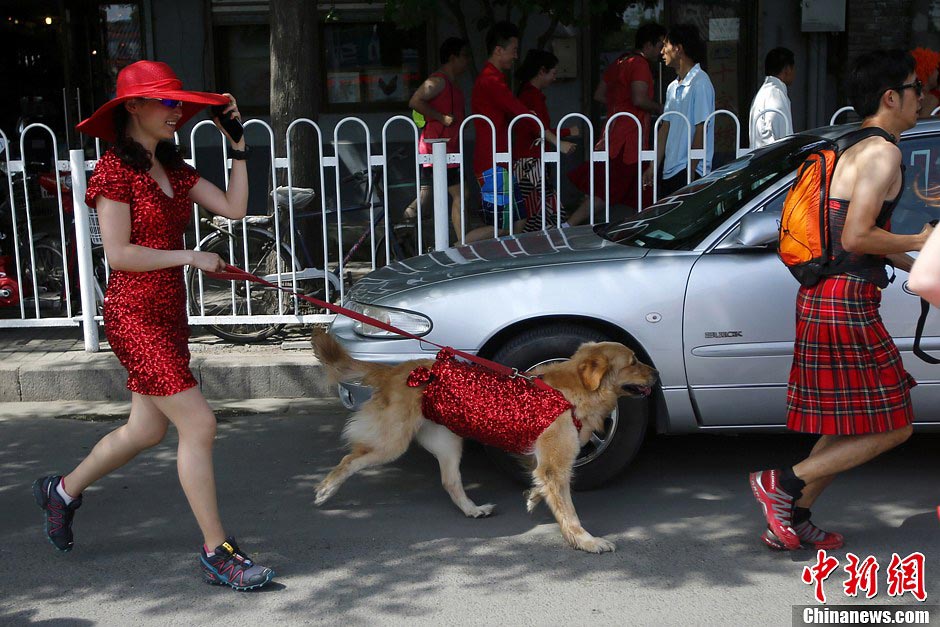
[405,37,471,238]
[468,21,533,241]
[32,61,275,590]
[567,22,665,225]
[749,49,934,551]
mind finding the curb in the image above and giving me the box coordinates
[0,352,334,402]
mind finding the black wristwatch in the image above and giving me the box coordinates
[229,146,251,161]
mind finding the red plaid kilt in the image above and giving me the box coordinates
[786,275,916,435]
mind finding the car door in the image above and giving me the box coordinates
[683,129,940,428]
[878,130,940,422]
[682,182,796,427]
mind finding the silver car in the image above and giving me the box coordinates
[328,121,940,489]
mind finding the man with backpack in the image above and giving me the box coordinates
[750,49,934,551]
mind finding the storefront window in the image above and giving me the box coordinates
[100,4,142,88]
[214,24,271,115]
[322,21,425,112]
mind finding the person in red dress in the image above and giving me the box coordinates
[749,50,933,551]
[513,49,579,232]
[32,61,275,590]
[567,22,665,225]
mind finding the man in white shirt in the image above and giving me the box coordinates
[641,23,715,198]
[749,47,796,149]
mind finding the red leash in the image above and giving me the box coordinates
[206,264,553,391]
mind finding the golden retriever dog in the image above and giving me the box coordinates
[311,332,658,553]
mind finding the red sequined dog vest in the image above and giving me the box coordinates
[407,349,579,454]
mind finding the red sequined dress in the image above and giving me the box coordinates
[85,150,200,396]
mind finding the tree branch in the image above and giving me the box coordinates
[480,0,495,27]
[536,14,560,50]
[444,0,479,74]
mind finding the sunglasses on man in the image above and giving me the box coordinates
[144,98,184,108]
[892,78,923,98]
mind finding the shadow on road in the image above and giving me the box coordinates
[2,408,937,622]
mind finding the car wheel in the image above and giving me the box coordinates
[485,323,650,491]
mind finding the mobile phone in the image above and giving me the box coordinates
[211,104,244,144]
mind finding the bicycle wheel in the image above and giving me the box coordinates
[372,223,420,268]
[187,227,292,343]
[23,241,66,313]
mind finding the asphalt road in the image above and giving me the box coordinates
[1,400,938,626]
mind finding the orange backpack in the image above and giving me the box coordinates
[777,127,895,286]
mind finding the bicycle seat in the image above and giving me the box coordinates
[211,214,273,227]
[275,186,317,210]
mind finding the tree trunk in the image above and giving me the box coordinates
[270,0,322,265]
[271,0,319,189]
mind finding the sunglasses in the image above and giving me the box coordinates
[892,79,923,98]
[144,98,184,108]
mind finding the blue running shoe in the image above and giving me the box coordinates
[200,537,275,591]
[33,475,82,552]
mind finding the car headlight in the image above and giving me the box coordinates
[348,301,432,338]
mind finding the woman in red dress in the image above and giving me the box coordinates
[32,61,275,590]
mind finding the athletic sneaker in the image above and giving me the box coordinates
[33,475,82,552]
[200,537,275,591]
[748,469,800,550]
[762,520,844,551]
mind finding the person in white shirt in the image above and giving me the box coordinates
[749,47,796,149]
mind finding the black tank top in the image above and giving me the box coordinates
[827,169,904,288]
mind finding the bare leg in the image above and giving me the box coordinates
[567,195,606,227]
[149,387,226,549]
[63,393,170,494]
[403,185,432,221]
[463,223,499,243]
[792,426,913,502]
[416,422,494,518]
[793,435,839,509]
[532,418,614,553]
[448,183,467,242]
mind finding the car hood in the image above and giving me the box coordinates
[347,226,649,303]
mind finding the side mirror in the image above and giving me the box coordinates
[734,211,780,247]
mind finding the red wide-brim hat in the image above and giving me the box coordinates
[76,60,229,143]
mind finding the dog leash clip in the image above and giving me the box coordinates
[509,368,534,381]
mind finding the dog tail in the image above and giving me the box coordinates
[311,330,386,384]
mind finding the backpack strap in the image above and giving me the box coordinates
[914,297,940,364]
[834,127,896,152]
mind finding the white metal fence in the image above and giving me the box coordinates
[0,106,861,349]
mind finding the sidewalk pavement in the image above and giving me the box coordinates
[0,325,331,402]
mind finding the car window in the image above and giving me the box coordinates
[894,133,940,234]
[596,136,819,250]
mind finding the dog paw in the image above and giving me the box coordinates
[573,535,616,554]
[466,503,496,518]
[524,489,543,512]
[314,483,336,506]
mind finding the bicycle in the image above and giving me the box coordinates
[186,151,422,343]
[0,161,78,315]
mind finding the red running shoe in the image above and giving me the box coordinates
[762,520,844,551]
[749,470,800,550]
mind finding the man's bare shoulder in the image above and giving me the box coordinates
[853,135,901,168]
